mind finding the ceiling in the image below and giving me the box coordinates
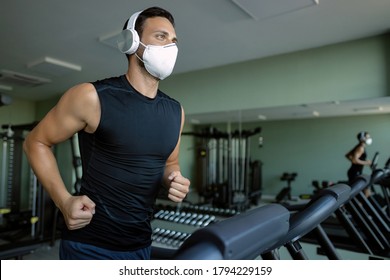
[1,0,390,123]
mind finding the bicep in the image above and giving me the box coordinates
[28,107,82,147]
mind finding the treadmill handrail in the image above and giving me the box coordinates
[283,184,351,243]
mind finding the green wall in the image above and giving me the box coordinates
[161,34,390,198]
[0,98,36,125]
[162,35,389,114]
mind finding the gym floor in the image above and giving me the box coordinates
[22,240,60,260]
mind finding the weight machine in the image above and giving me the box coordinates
[0,122,56,259]
[183,126,262,211]
[275,172,298,203]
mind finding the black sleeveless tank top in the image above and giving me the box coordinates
[61,75,182,251]
[349,151,367,175]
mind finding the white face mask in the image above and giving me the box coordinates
[365,138,373,145]
[136,42,178,80]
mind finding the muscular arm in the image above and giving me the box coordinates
[23,83,99,229]
[162,106,190,202]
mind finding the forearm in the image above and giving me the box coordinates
[353,158,370,165]
[23,140,71,209]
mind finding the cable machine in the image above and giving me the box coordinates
[0,122,56,259]
[183,126,262,211]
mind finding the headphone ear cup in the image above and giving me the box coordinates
[118,28,140,54]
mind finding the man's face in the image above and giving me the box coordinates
[140,17,177,47]
[135,17,178,73]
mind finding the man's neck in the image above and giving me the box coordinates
[126,59,159,98]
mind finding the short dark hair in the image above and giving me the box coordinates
[135,7,175,37]
[357,131,368,141]
[123,6,175,59]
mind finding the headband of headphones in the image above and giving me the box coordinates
[126,10,142,30]
[118,10,143,55]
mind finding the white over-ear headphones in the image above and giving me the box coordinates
[118,10,143,55]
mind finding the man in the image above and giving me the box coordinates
[23,6,190,259]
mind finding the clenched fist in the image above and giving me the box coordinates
[166,171,190,202]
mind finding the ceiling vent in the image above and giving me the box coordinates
[27,56,82,77]
[0,84,13,91]
[232,0,319,20]
[0,69,51,87]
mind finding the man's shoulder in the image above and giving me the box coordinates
[92,75,123,87]
[157,89,180,105]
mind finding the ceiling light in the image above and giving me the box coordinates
[353,106,383,113]
[292,110,320,118]
[312,110,320,117]
[190,119,201,125]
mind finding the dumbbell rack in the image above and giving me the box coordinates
[151,205,238,250]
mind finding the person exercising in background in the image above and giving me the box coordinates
[345,131,372,196]
[23,7,190,259]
